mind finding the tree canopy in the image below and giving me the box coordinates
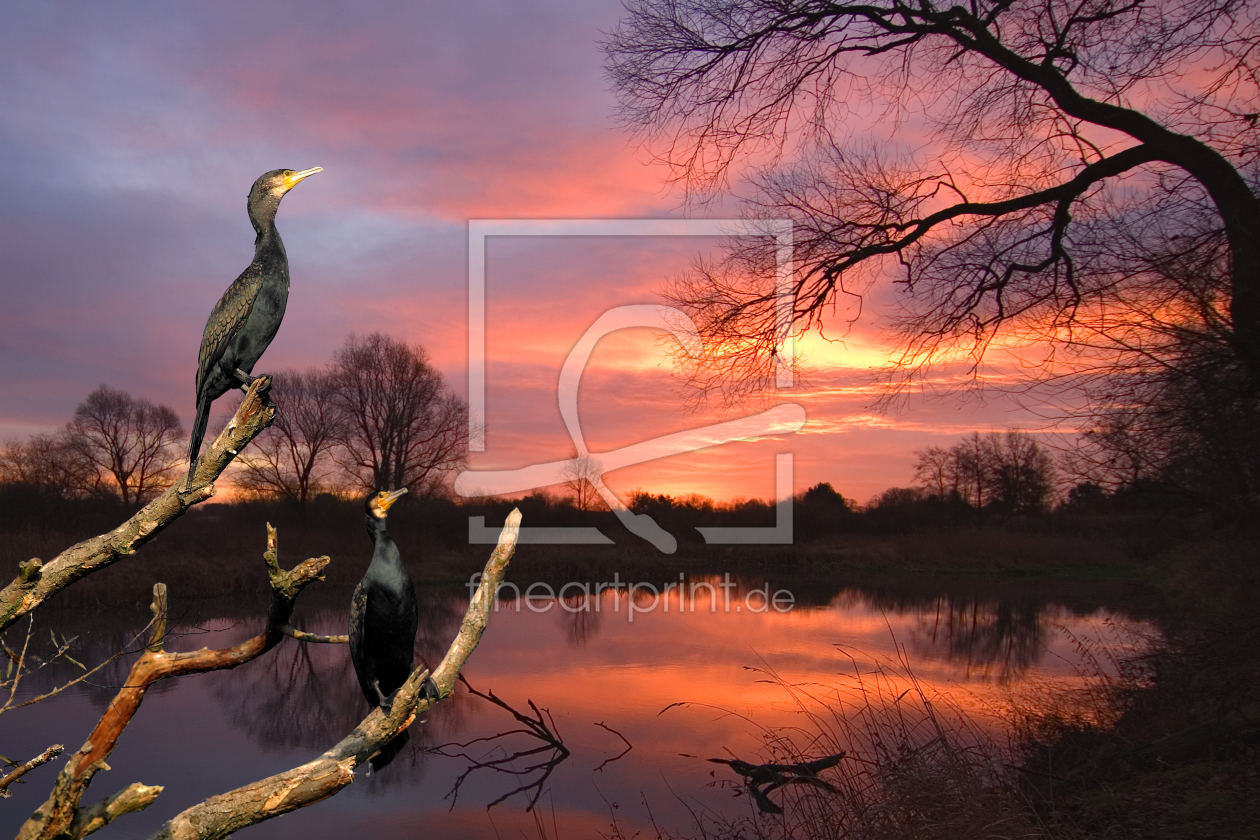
[606,0,1260,509]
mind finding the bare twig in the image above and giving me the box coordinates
[0,377,277,633]
[1,619,156,715]
[281,624,349,644]
[0,745,64,799]
[144,509,522,840]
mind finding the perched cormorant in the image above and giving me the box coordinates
[184,166,322,491]
[350,488,438,769]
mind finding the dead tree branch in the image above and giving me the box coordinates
[0,745,64,799]
[17,524,330,840]
[0,377,277,633]
[707,753,845,814]
[144,509,522,840]
[281,624,349,644]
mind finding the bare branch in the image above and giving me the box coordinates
[0,376,277,634]
[281,625,349,644]
[0,745,63,799]
[17,525,330,840]
[144,509,522,840]
[432,675,571,812]
[69,783,164,839]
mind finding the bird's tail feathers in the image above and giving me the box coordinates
[185,395,211,491]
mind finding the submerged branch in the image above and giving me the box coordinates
[432,673,571,812]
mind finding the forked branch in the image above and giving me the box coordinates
[145,509,522,840]
[17,524,330,840]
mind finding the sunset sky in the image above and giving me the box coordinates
[0,1,1060,506]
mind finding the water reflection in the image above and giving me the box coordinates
[910,598,1049,683]
[0,576,1156,840]
[202,590,476,787]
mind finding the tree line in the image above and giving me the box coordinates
[0,370,1175,536]
[0,333,469,512]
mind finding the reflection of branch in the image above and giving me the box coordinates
[0,745,63,799]
[593,722,633,772]
[432,674,570,811]
[707,753,845,815]
[146,510,522,840]
[0,377,276,634]
[18,524,329,840]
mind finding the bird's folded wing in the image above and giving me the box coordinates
[196,266,263,393]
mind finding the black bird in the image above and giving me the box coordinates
[350,489,438,769]
[184,166,322,491]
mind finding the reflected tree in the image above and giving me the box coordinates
[913,598,1050,683]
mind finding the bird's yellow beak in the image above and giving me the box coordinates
[282,167,323,190]
[379,487,408,512]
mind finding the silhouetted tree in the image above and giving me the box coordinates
[914,431,1056,515]
[235,369,343,511]
[607,0,1260,388]
[0,432,95,499]
[559,448,607,511]
[66,385,184,508]
[328,333,470,495]
[796,481,853,539]
[988,432,1057,515]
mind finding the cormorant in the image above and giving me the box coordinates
[350,488,438,769]
[184,166,322,491]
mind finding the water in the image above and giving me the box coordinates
[1,575,1153,838]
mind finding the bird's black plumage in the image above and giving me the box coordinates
[184,166,321,491]
[350,488,431,770]
[350,488,417,709]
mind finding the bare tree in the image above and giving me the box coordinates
[66,386,184,508]
[0,432,96,499]
[559,448,607,511]
[912,445,954,502]
[328,333,470,495]
[605,1,1260,464]
[988,431,1057,514]
[234,368,343,510]
[914,431,1056,513]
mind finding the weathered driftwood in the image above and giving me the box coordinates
[146,509,522,840]
[0,377,277,634]
[17,525,329,840]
